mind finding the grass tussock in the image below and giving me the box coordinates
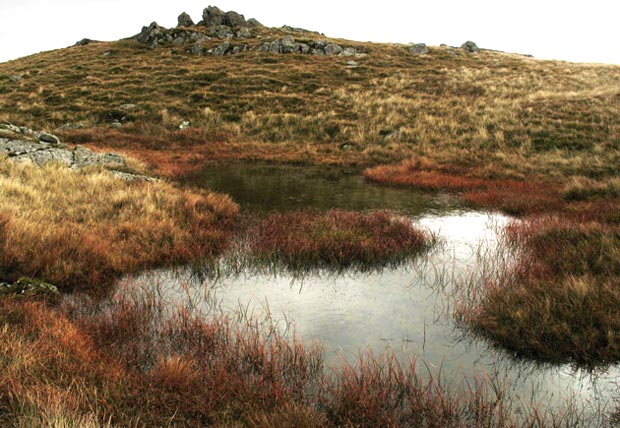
[458,217,620,367]
[0,159,237,292]
[247,210,434,271]
[365,157,565,215]
[0,287,592,427]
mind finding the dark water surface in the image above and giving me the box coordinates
[132,163,618,422]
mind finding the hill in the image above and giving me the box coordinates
[0,6,618,181]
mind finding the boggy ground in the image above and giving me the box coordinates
[1,16,620,426]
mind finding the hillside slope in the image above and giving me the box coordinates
[0,8,618,180]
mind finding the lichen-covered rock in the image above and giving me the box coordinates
[0,278,59,298]
[37,132,60,145]
[202,6,225,26]
[0,123,151,181]
[409,43,429,55]
[259,37,356,57]
[178,12,195,27]
[461,40,480,53]
[224,11,246,27]
[135,22,167,43]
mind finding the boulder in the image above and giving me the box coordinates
[325,43,343,56]
[409,43,429,55]
[37,132,60,145]
[211,25,235,39]
[211,41,231,56]
[236,27,252,39]
[202,6,225,26]
[461,40,480,53]
[177,12,195,27]
[189,41,207,55]
[75,38,95,46]
[135,22,167,43]
[247,18,264,28]
[224,11,246,27]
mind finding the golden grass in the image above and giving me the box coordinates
[0,158,237,291]
[0,33,617,179]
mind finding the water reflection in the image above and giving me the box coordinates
[132,164,619,422]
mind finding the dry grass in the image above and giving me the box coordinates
[0,158,237,292]
[0,286,594,428]
[0,32,617,179]
[458,216,620,367]
[245,209,434,272]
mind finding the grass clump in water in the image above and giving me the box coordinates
[458,217,620,367]
[247,209,434,272]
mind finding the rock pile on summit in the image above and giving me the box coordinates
[133,5,364,58]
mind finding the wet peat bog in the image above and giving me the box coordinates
[133,163,620,421]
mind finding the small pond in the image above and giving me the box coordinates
[127,163,619,422]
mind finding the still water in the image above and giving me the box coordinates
[132,163,619,421]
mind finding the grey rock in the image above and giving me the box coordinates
[247,18,263,28]
[0,278,59,297]
[211,25,234,40]
[0,123,151,181]
[236,27,251,39]
[211,41,232,56]
[202,6,225,26]
[135,22,167,44]
[9,75,23,82]
[177,12,194,27]
[341,47,358,57]
[409,43,429,55]
[325,43,343,56]
[37,132,60,145]
[56,122,86,131]
[179,120,191,130]
[345,60,359,68]
[461,40,480,53]
[189,41,207,55]
[224,11,246,27]
[75,38,95,46]
[119,103,138,111]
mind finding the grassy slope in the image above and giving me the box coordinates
[0,27,618,179]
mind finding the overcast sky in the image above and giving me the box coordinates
[0,0,619,64]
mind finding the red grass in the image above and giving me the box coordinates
[248,210,433,271]
[365,157,565,216]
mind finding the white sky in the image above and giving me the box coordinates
[0,0,619,65]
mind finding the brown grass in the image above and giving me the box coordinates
[0,31,617,180]
[458,216,620,367]
[0,286,590,427]
[0,159,237,292]
[246,209,433,271]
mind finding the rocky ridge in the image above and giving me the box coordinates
[133,5,366,58]
[0,123,152,181]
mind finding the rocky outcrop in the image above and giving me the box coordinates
[75,38,96,46]
[134,7,365,58]
[136,22,211,50]
[409,43,429,55]
[0,123,152,181]
[178,12,195,27]
[461,40,480,53]
[259,36,363,57]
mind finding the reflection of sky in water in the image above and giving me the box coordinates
[126,211,620,421]
[130,165,619,422]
